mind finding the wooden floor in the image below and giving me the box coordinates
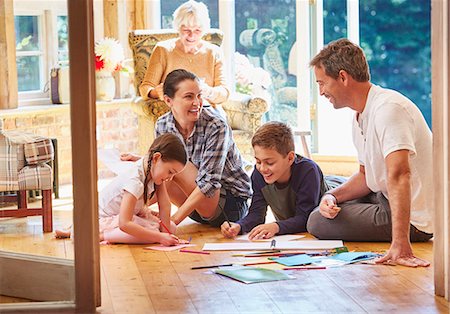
[0,196,449,313]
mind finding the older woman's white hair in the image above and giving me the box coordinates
[172,0,211,33]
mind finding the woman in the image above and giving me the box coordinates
[139,0,229,110]
[125,69,251,227]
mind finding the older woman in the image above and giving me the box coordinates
[139,0,228,110]
[125,69,251,227]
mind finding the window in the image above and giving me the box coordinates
[317,0,431,155]
[359,0,431,128]
[235,0,298,127]
[15,15,42,93]
[160,0,219,29]
[57,15,69,63]
[14,0,68,106]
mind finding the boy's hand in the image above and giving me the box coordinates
[120,153,141,162]
[159,233,180,246]
[248,223,279,240]
[319,194,341,219]
[221,222,241,238]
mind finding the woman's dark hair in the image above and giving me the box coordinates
[163,69,199,98]
[143,133,187,204]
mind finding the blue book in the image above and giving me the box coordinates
[331,252,379,263]
[270,254,314,267]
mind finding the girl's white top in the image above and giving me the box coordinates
[98,158,155,218]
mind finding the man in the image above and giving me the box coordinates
[306,38,433,267]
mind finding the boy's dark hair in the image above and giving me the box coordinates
[163,69,199,98]
[251,121,295,156]
[143,133,187,204]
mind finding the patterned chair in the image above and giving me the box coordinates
[0,122,54,232]
[128,29,269,161]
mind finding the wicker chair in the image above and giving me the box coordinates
[128,29,269,161]
[0,122,54,232]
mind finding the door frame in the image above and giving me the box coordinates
[0,0,100,312]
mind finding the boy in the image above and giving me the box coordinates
[221,121,327,239]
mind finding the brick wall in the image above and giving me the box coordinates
[0,100,139,185]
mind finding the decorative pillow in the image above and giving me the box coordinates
[24,138,54,165]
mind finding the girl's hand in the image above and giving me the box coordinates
[159,233,180,246]
[221,222,241,238]
[120,153,141,162]
[144,209,159,218]
[248,223,280,240]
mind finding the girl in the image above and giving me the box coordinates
[123,69,251,227]
[56,133,187,245]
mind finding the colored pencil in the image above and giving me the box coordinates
[243,253,305,258]
[221,207,232,228]
[232,250,282,257]
[159,219,172,234]
[191,263,233,270]
[180,249,210,255]
[282,266,326,270]
[242,261,277,266]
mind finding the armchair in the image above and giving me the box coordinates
[128,29,269,161]
[0,122,54,232]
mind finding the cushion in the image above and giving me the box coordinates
[2,130,54,164]
[24,138,54,164]
[18,164,53,190]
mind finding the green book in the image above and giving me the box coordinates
[214,267,294,284]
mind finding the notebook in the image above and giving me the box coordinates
[203,240,344,251]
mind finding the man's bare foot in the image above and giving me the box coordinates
[55,229,71,239]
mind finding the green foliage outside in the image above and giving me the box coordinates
[324,0,431,127]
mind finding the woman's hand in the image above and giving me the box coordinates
[221,222,241,238]
[248,223,280,240]
[158,233,180,246]
[198,78,213,99]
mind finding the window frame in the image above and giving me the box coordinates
[14,0,67,107]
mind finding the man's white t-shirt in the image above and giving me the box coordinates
[352,84,433,234]
[98,158,155,218]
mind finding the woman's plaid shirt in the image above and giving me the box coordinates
[155,108,251,199]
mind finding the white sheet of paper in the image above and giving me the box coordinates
[144,243,196,252]
[235,234,305,242]
[202,240,344,251]
[98,148,137,175]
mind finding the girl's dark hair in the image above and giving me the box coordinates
[163,69,199,98]
[143,133,187,204]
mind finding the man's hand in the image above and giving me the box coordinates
[319,194,341,219]
[248,223,280,240]
[221,222,241,238]
[120,153,141,162]
[375,240,430,267]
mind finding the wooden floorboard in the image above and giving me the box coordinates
[0,202,449,313]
